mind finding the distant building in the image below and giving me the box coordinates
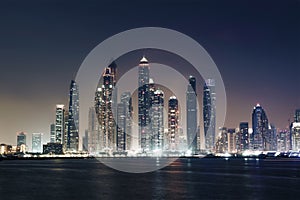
[82,130,88,151]
[66,80,79,152]
[186,76,197,153]
[87,107,100,154]
[203,79,216,151]
[215,127,228,153]
[0,144,8,154]
[50,123,56,143]
[55,104,65,144]
[116,92,133,152]
[17,132,26,147]
[227,129,236,153]
[167,96,179,151]
[43,143,63,155]
[239,122,249,151]
[138,56,150,152]
[277,130,289,152]
[291,122,300,151]
[268,124,277,151]
[150,89,164,151]
[32,133,42,153]
[251,104,269,151]
[95,67,116,153]
[295,109,300,122]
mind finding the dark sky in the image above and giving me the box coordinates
[0,0,299,146]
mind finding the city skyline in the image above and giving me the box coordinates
[0,0,299,146]
[2,58,300,154]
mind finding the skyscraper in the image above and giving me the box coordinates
[227,128,236,153]
[32,133,42,153]
[55,104,65,144]
[251,104,269,151]
[116,92,133,151]
[294,109,300,122]
[138,56,150,152]
[109,61,118,129]
[203,79,216,151]
[95,67,116,153]
[66,80,79,152]
[117,92,133,150]
[277,129,289,152]
[50,123,56,143]
[291,122,300,151]
[215,127,228,153]
[17,132,26,146]
[239,122,249,151]
[167,96,179,151]
[82,130,88,151]
[186,76,197,153]
[87,107,101,154]
[150,89,164,151]
[117,103,126,151]
[268,124,277,151]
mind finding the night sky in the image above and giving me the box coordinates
[0,0,299,146]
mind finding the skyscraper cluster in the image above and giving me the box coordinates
[1,55,300,156]
[89,56,219,156]
[46,80,79,154]
[215,105,300,154]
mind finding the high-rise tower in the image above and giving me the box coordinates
[294,109,300,122]
[55,104,65,144]
[168,96,179,151]
[251,104,269,151]
[116,92,133,151]
[32,133,42,153]
[17,132,26,146]
[203,79,216,151]
[186,76,197,153]
[95,67,116,153]
[87,107,101,154]
[66,80,79,152]
[239,122,249,151]
[50,123,56,143]
[138,56,150,152]
[150,89,164,151]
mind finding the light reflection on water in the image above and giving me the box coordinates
[0,158,299,199]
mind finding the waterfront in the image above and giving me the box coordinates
[0,158,299,199]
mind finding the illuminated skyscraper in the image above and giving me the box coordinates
[268,124,277,151]
[227,128,236,153]
[167,96,179,151]
[277,129,289,152]
[239,122,249,151]
[203,79,216,151]
[294,109,300,122]
[17,132,26,146]
[215,127,227,153]
[138,56,150,152]
[95,67,116,153]
[150,89,164,151]
[186,76,197,153]
[32,133,42,153]
[87,107,101,154]
[66,80,79,152]
[251,104,269,151]
[116,92,133,151]
[291,122,300,151]
[55,104,65,144]
[50,123,56,143]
